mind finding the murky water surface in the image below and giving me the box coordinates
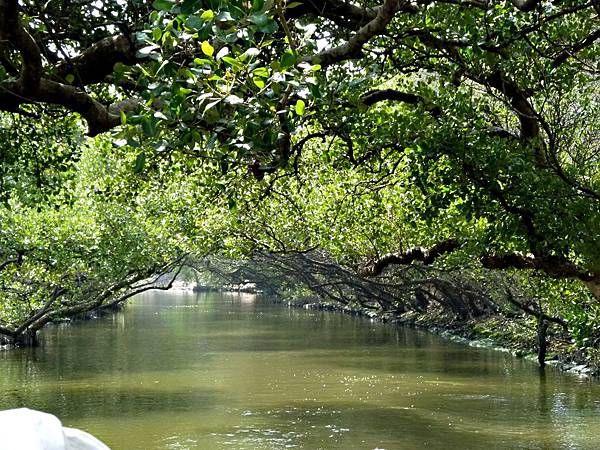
[1,291,600,449]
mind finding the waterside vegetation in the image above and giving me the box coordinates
[0,0,599,370]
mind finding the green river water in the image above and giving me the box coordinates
[1,291,600,449]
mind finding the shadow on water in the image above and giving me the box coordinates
[0,386,220,421]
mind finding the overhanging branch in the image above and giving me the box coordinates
[480,253,595,281]
[361,239,461,276]
[285,0,378,29]
[54,34,136,85]
[361,88,442,117]
[308,0,401,67]
[551,28,600,69]
[506,289,568,329]
[0,4,139,136]
[0,0,42,91]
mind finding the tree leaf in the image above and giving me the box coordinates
[241,47,260,60]
[185,15,204,30]
[252,0,265,12]
[216,47,230,60]
[249,13,278,33]
[203,99,221,115]
[137,45,160,57]
[133,152,146,173]
[253,67,269,77]
[201,41,214,57]
[142,118,158,136]
[280,50,297,68]
[253,77,265,89]
[152,0,175,11]
[201,9,214,21]
[295,99,305,116]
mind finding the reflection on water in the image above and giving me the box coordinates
[1,291,600,449]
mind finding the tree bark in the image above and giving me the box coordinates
[537,318,548,368]
[11,329,38,347]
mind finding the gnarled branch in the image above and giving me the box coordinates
[551,28,600,69]
[361,88,442,117]
[480,253,595,281]
[361,239,461,276]
[54,34,136,85]
[308,0,401,67]
[285,0,378,29]
[0,4,138,136]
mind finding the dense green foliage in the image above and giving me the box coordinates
[0,0,599,355]
[0,121,195,343]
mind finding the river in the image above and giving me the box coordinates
[1,291,599,449]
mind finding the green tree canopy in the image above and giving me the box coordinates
[1,0,599,344]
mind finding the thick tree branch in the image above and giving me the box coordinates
[360,238,597,291]
[361,239,461,276]
[308,0,401,67]
[0,4,139,135]
[361,88,442,117]
[26,256,188,333]
[485,71,540,142]
[28,271,147,332]
[285,0,378,28]
[13,286,66,336]
[286,0,417,29]
[427,0,489,9]
[0,77,138,135]
[510,0,540,12]
[399,31,543,147]
[0,0,42,91]
[506,289,568,329]
[551,28,600,69]
[38,79,122,135]
[361,88,422,106]
[103,260,186,309]
[0,324,15,338]
[481,253,595,281]
[0,33,135,136]
[54,34,136,85]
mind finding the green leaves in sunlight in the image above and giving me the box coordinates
[295,99,305,116]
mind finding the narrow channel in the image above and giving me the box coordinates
[1,291,598,449]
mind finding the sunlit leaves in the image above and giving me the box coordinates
[123,0,328,176]
[252,77,265,89]
[201,41,214,57]
[201,9,215,21]
[294,99,305,116]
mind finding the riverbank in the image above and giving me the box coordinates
[170,284,599,377]
[3,284,596,378]
[277,296,597,378]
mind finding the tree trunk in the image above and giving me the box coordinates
[12,329,38,347]
[537,318,548,368]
